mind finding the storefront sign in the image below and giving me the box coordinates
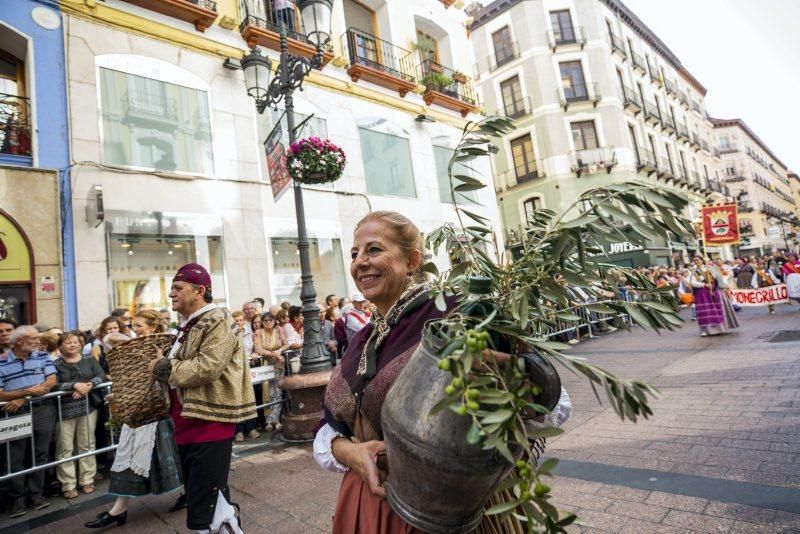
[250,365,275,385]
[702,204,739,245]
[590,241,644,255]
[265,123,292,203]
[728,284,788,307]
[105,211,222,237]
[0,413,33,443]
[0,212,32,282]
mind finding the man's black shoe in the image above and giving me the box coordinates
[168,493,187,513]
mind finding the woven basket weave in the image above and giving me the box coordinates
[107,333,175,428]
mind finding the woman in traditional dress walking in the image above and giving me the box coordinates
[690,257,739,337]
[781,253,800,303]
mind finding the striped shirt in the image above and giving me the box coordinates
[0,350,57,391]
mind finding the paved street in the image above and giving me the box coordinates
[6,304,800,533]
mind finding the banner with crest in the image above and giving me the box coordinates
[701,204,739,245]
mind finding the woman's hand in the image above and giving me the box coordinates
[332,438,387,498]
[74,382,92,395]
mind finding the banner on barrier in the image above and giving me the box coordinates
[728,284,788,306]
[250,365,276,385]
[0,413,33,443]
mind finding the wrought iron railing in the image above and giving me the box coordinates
[419,59,477,106]
[675,163,687,180]
[718,143,738,154]
[571,147,616,170]
[661,112,675,130]
[489,41,519,71]
[690,100,703,114]
[636,146,656,169]
[0,93,31,157]
[644,99,660,122]
[608,32,626,57]
[675,121,690,140]
[664,78,677,96]
[122,90,178,121]
[559,81,600,108]
[631,51,647,72]
[187,0,217,9]
[659,157,673,177]
[689,170,699,184]
[342,28,415,83]
[497,95,532,119]
[620,84,642,110]
[547,26,585,49]
[677,90,689,107]
[239,0,310,44]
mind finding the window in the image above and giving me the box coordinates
[359,128,416,197]
[648,134,657,159]
[1,51,30,158]
[522,197,542,222]
[549,10,575,43]
[500,76,525,118]
[434,146,477,205]
[628,125,639,164]
[559,61,586,100]
[99,68,214,174]
[271,237,347,304]
[416,29,439,64]
[664,144,674,173]
[571,121,598,151]
[492,26,515,67]
[510,134,538,181]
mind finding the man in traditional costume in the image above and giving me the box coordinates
[150,263,256,533]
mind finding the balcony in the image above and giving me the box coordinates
[718,143,739,154]
[689,170,700,187]
[635,146,657,174]
[661,113,676,134]
[419,60,478,117]
[495,96,532,120]
[608,32,627,59]
[657,157,673,179]
[122,0,218,31]
[488,42,519,71]
[241,1,333,67]
[494,167,545,192]
[674,163,687,183]
[677,90,689,109]
[690,100,703,115]
[341,28,416,97]
[121,90,178,130]
[664,78,677,97]
[631,51,647,74]
[689,132,701,152]
[675,121,690,142]
[651,71,664,88]
[571,146,617,176]
[739,200,755,213]
[700,138,710,153]
[0,93,32,159]
[547,26,586,51]
[620,84,642,114]
[643,99,660,125]
[559,82,601,110]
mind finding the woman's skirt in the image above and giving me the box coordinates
[331,470,527,534]
[693,287,727,336]
[109,418,182,497]
[719,291,741,329]
[786,273,800,300]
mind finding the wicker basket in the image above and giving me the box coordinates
[106,334,175,428]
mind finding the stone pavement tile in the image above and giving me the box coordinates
[270,516,326,533]
[671,462,729,478]
[644,491,709,513]
[773,510,800,529]
[769,441,799,452]
[618,518,686,534]
[551,476,606,495]
[728,520,782,533]
[662,509,735,533]
[550,490,614,513]
[722,468,790,486]
[605,499,669,523]
[572,508,629,531]
[703,501,777,524]
[594,485,651,503]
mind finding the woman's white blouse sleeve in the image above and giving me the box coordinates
[313,423,350,473]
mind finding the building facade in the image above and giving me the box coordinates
[0,1,73,328]
[59,0,501,329]
[468,0,730,266]
[713,118,798,255]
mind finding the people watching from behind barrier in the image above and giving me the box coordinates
[0,318,17,354]
[54,331,107,500]
[0,325,57,518]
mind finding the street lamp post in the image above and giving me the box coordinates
[241,0,333,375]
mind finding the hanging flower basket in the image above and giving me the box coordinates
[286,136,347,185]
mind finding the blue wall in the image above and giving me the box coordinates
[1,0,78,328]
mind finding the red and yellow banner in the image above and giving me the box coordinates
[701,204,739,245]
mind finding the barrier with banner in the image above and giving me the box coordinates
[728,284,789,307]
[0,413,32,443]
[250,365,276,385]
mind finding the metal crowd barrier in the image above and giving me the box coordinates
[0,356,289,483]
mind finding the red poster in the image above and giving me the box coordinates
[265,123,292,202]
[701,204,739,245]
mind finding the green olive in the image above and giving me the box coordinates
[534,482,550,496]
[438,359,451,371]
[467,401,480,411]
[444,385,455,395]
